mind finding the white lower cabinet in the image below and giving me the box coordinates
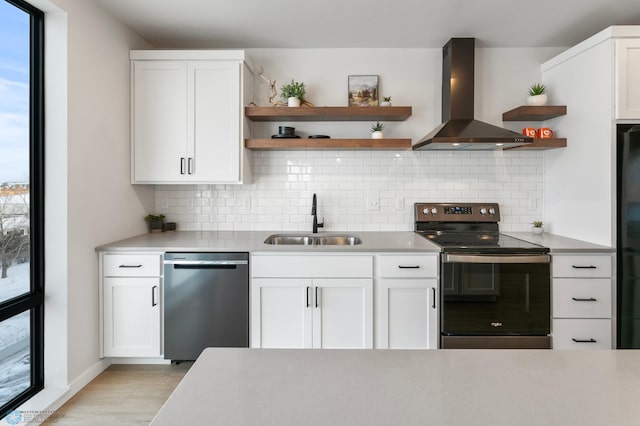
[551,253,614,349]
[100,252,163,357]
[376,254,439,349]
[251,255,373,349]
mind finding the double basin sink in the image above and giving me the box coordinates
[264,234,363,246]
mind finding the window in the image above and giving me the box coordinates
[0,0,44,419]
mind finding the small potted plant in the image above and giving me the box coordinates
[280,79,306,107]
[371,122,384,139]
[145,214,165,233]
[380,96,392,107]
[526,83,548,106]
[531,220,544,235]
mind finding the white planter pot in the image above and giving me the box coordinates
[380,101,391,107]
[371,131,384,139]
[526,94,548,106]
[531,227,544,235]
[287,97,301,107]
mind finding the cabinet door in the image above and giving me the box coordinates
[103,277,161,357]
[378,279,438,349]
[132,61,188,183]
[185,61,241,183]
[312,278,373,349]
[616,39,640,119]
[251,278,312,348]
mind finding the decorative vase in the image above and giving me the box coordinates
[526,94,548,106]
[371,131,384,139]
[531,226,544,235]
[288,97,301,107]
[380,101,391,107]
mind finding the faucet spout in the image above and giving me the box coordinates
[311,193,324,233]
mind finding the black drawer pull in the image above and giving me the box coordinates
[151,285,158,307]
[398,265,420,269]
[119,264,142,268]
[571,265,597,269]
[572,297,597,302]
[572,338,597,343]
[431,287,436,309]
[306,286,310,308]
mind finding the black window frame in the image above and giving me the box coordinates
[0,0,44,419]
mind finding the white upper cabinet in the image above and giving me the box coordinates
[616,39,640,119]
[131,50,253,184]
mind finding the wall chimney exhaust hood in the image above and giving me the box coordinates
[413,38,532,151]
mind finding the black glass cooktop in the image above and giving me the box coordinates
[416,231,549,254]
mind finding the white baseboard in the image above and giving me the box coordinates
[110,357,171,365]
[0,358,111,425]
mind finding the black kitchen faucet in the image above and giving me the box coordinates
[311,193,324,233]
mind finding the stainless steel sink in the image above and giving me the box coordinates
[264,234,362,246]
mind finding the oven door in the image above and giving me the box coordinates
[441,253,551,344]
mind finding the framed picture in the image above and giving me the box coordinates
[348,75,379,107]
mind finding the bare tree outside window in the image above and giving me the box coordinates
[0,183,29,280]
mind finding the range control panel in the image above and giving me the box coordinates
[414,203,501,223]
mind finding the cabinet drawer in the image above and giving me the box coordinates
[378,255,438,278]
[103,254,162,277]
[553,279,612,318]
[552,255,612,278]
[251,255,373,278]
[552,319,612,349]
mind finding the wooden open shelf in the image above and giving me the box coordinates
[245,138,412,150]
[245,106,412,122]
[502,105,567,121]
[506,138,567,150]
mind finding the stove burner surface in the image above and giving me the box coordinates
[417,231,548,253]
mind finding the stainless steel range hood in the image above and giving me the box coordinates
[413,38,532,151]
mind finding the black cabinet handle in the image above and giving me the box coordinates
[398,265,420,269]
[151,285,158,307]
[180,157,186,174]
[572,338,597,343]
[315,287,319,308]
[188,157,193,175]
[119,264,142,268]
[572,297,597,302]
[431,287,436,309]
[306,286,310,308]
[572,265,597,269]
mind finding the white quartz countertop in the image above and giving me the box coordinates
[95,230,441,253]
[152,348,640,426]
[505,232,614,253]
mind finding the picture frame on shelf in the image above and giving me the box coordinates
[348,75,379,107]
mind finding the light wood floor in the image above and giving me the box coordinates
[41,363,191,425]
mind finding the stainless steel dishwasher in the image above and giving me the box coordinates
[163,252,249,361]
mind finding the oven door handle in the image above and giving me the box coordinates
[443,254,550,264]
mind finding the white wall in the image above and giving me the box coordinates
[155,47,563,232]
[42,0,154,389]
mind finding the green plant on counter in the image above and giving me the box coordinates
[383,96,391,102]
[528,83,546,96]
[145,214,165,222]
[280,79,306,101]
[532,220,543,228]
[370,122,384,132]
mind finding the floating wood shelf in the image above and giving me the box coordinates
[506,138,567,150]
[502,105,567,121]
[245,138,412,150]
[245,106,412,122]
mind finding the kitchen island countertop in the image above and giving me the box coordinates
[95,230,441,253]
[151,347,639,426]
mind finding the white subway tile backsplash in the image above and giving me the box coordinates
[155,150,544,232]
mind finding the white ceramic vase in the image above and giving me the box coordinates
[380,101,391,107]
[526,94,548,106]
[531,226,544,235]
[287,97,301,107]
[371,131,384,139]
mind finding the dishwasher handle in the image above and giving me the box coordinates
[165,259,248,269]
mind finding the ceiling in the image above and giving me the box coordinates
[91,0,640,49]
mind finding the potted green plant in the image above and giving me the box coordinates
[526,83,548,106]
[370,122,384,139]
[380,96,392,107]
[280,79,306,107]
[531,220,544,235]
[145,214,165,233]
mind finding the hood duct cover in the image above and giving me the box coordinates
[413,38,532,151]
